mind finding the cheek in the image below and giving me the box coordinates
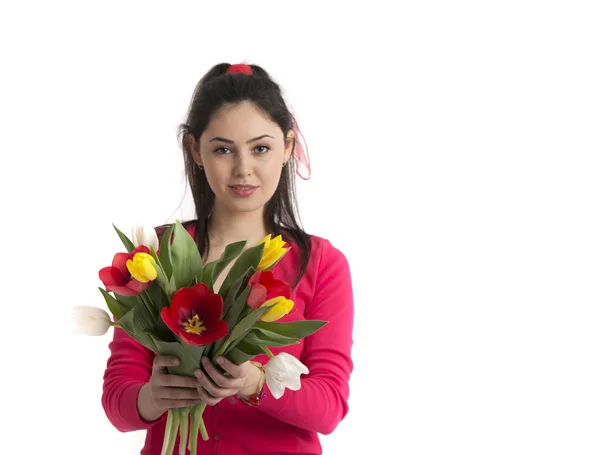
[205,161,229,185]
[260,162,283,187]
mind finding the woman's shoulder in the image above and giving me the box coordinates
[299,233,350,270]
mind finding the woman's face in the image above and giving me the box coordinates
[191,102,294,216]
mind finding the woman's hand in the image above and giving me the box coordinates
[194,356,262,406]
[138,355,204,421]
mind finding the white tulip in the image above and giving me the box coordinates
[132,223,159,251]
[265,352,309,399]
[72,306,112,336]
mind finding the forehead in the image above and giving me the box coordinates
[203,102,281,137]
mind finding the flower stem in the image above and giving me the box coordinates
[260,345,274,358]
[178,407,190,455]
[197,401,208,441]
[160,409,174,455]
[165,408,180,455]
[211,341,230,362]
[188,407,196,454]
[140,290,157,318]
[188,401,207,455]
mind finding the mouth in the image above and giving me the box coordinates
[229,185,258,190]
[229,184,258,197]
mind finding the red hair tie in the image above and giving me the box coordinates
[226,63,253,75]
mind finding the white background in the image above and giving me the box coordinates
[1,1,599,454]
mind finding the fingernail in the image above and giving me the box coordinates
[172,359,179,365]
[217,357,224,365]
[202,357,208,364]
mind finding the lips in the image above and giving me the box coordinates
[229,185,257,190]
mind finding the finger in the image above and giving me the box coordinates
[215,356,244,379]
[156,374,203,389]
[195,386,223,406]
[201,358,240,388]
[152,356,180,372]
[195,369,239,398]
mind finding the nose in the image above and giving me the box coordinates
[233,150,252,176]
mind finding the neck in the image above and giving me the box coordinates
[207,204,269,249]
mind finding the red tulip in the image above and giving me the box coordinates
[161,283,228,346]
[246,270,291,310]
[99,245,152,296]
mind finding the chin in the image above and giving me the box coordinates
[224,196,268,213]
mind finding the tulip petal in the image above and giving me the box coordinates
[160,306,181,336]
[247,284,267,309]
[247,270,292,311]
[283,375,302,391]
[264,353,308,400]
[281,352,309,374]
[260,298,294,322]
[178,319,228,346]
[72,306,111,336]
[125,279,149,295]
[99,266,126,287]
[265,373,285,399]
[132,224,159,251]
[162,283,228,346]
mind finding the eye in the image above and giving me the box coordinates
[214,147,231,155]
[255,145,270,154]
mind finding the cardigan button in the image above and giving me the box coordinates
[214,434,220,441]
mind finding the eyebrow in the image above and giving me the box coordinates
[208,134,275,144]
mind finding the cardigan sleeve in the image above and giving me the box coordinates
[101,326,167,432]
[255,239,355,434]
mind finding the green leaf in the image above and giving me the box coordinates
[146,280,169,311]
[218,243,264,297]
[200,240,246,291]
[200,261,216,291]
[113,224,135,252]
[224,283,251,331]
[226,340,263,365]
[118,302,158,351]
[254,320,328,339]
[209,279,249,358]
[149,335,206,377]
[108,293,139,316]
[98,287,128,320]
[242,327,300,347]
[226,304,271,347]
[149,246,173,297]
[169,221,203,289]
[222,269,252,317]
[169,274,177,296]
[145,282,176,341]
[158,223,175,278]
[210,240,246,284]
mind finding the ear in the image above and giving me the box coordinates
[186,133,202,166]
[284,130,295,163]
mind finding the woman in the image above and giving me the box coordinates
[102,62,354,455]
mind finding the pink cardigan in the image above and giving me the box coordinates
[101,232,355,455]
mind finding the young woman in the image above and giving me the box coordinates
[102,62,355,455]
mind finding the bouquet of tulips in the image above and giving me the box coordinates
[73,221,326,455]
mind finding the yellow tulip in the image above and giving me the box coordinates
[260,296,294,322]
[257,234,289,270]
[126,252,157,283]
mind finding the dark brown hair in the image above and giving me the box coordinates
[177,63,311,288]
